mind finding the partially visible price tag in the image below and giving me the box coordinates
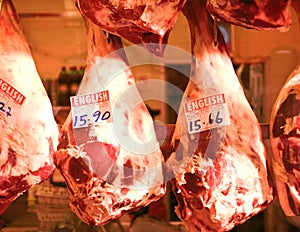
[0,78,26,119]
[70,90,112,129]
[184,93,230,134]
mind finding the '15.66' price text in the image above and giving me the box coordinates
[189,111,223,133]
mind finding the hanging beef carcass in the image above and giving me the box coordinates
[207,0,292,32]
[0,0,59,214]
[166,0,273,231]
[54,17,165,226]
[75,0,186,56]
[269,0,300,217]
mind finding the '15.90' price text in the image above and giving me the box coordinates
[73,110,110,128]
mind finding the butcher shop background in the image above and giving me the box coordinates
[12,0,300,125]
[0,0,299,231]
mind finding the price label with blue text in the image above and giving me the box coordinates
[184,94,230,134]
[0,78,26,119]
[70,90,112,129]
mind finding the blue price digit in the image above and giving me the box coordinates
[216,111,223,124]
[209,112,214,124]
[101,111,110,120]
[73,115,78,127]
[93,110,101,122]
[190,119,201,132]
[79,114,87,126]
[6,107,11,117]
[0,102,5,112]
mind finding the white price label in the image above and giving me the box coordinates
[184,94,230,134]
[70,90,112,129]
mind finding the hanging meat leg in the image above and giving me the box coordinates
[54,17,165,226]
[75,0,186,56]
[168,0,273,231]
[0,0,59,214]
[269,0,300,217]
[206,0,292,32]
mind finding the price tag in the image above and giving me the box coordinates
[0,78,26,119]
[70,90,112,129]
[184,93,230,134]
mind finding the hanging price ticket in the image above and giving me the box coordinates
[184,93,230,134]
[70,90,112,129]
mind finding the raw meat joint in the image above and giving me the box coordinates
[167,0,274,231]
[54,15,166,226]
[270,80,300,216]
[207,0,292,32]
[269,0,300,217]
[75,0,186,56]
[0,0,59,214]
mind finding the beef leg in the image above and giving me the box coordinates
[54,17,166,226]
[0,0,59,214]
[168,0,273,231]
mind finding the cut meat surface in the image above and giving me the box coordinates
[207,0,292,32]
[75,0,186,56]
[270,67,300,216]
[0,0,59,214]
[167,0,273,231]
[269,1,300,217]
[54,17,165,226]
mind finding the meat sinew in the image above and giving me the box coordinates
[75,0,186,56]
[54,17,166,226]
[269,0,300,217]
[0,0,59,214]
[168,0,273,231]
[206,0,292,32]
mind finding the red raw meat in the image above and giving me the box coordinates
[75,0,186,56]
[270,66,300,217]
[0,0,59,214]
[167,0,273,231]
[207,0,292,32]
[293,0,300,15]
[54,17,165,226]
[269,1,300,217]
